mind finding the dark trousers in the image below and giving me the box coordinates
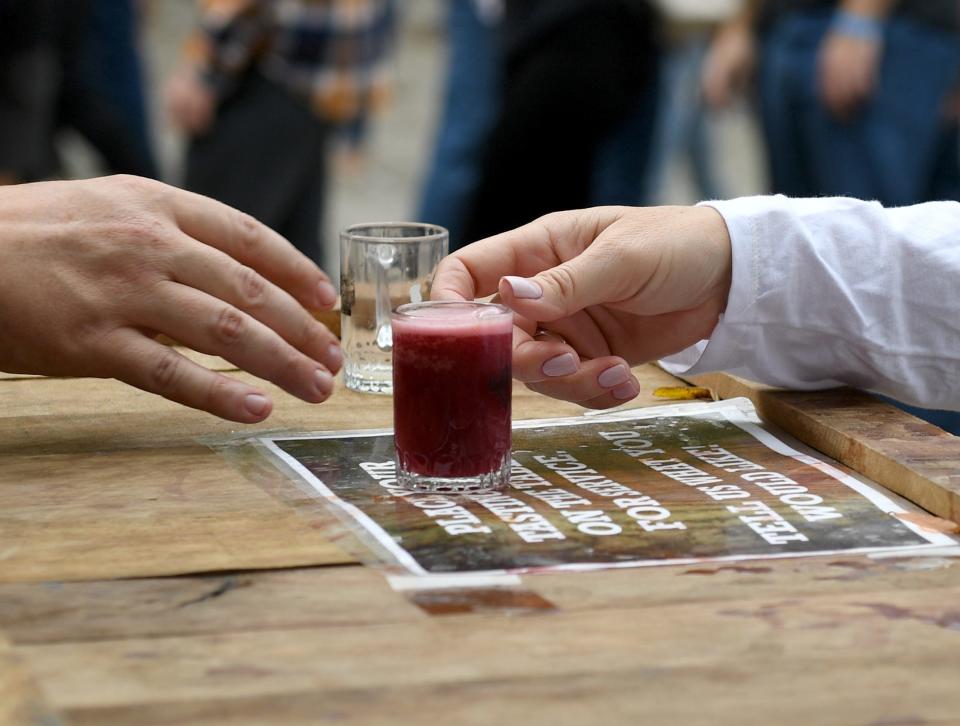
[463,2,659,242]
[759,11,960,205]
[185,71,328,264]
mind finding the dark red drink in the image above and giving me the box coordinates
[392,302,512,491]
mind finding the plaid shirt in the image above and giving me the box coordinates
[187,0,397,123]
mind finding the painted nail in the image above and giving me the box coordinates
[612,382,637,401]
[244,393,270,416]
[314,369,334,395]
[503,276,543,300]
[327,343,343,372]
[598,365,630,388]
[542,353,578,377]
[317,281,337,307]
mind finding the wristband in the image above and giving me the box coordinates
[830,10,884,41]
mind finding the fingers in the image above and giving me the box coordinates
[511,322,583,383]
[169,236,342,374]
[526,358,640,408]
[432,207,624,301]
[497,242,626,324]
[104,331,275,423]
[508,313,638,406]
[137,282,336,405]
[166,186,337,311]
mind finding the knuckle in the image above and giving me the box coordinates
[214,306,245,345]
[534,210,565,228]
[546,265,578,302]
[298,312,322,348]
[149,350,183,392]
[237,265,268,307]
[203,374,233,412]
[107,174,164,203]
[234,212,264,254]
[270,344,307,384]
[116,216,169,250]
[280,347,304,377]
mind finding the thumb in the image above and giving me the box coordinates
[498,247,622,322]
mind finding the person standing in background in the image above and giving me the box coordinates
[417,0,502,251]
[642,0,740,203]
[702,0,960,205]
[0,0,157,183]
[462,0,662,243]
[167,0,398,268]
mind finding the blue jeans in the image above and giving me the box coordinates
[643,35,723,203]
[417,0,500,250]
[759,11,960,204]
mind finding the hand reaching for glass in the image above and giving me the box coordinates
[432,205,732,408]
[0,175,341,422]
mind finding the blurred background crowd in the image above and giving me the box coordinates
[1,0,958,268]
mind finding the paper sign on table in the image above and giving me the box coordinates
[256,399,954,576]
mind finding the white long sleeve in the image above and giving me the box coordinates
[661,195,960,410]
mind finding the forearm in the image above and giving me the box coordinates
[665,196,960,409]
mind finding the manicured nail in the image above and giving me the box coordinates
[327,343,343,371]
[503,276,542,300]
[244,393,270,416]
[314,369,334,395]
[612,382,637,401]
[317,281,337,307]
[542,353,578,377]
[598,365,630,388]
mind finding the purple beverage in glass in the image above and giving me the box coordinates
[391,301,513,493]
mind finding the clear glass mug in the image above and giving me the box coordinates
[339,223,448,394]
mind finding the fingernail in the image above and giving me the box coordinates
[612,382,637,401]
[317,281,337,307]
[327,343,343,372]
[503,276,542,300]
[314,369,334,395]
[542,353,578,377]
[244,393,270,416]
[598,364,630,388]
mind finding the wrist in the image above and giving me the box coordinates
[831,10,884,41]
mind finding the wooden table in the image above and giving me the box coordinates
[3,356,960,725]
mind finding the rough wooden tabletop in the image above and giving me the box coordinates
[2,364,959,725]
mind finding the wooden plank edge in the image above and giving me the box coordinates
[690,373,960,525]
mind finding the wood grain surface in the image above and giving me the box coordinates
[0,632,56,726]
[5,358,960,725]
[4,555,960,725]
[0,365,687,582]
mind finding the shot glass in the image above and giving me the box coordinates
[392,301,513,493]
[340,223,448,394]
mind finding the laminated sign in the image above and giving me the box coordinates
[254,399,954,575]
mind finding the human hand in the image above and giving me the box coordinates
[166,66,217,135]
[818,28,882,120]
[0,176,341,422]
[701,19,756,109]
[433,206,732,408]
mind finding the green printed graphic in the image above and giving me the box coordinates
[268,407,944,574]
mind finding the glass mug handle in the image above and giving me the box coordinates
[374,243,395,352]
